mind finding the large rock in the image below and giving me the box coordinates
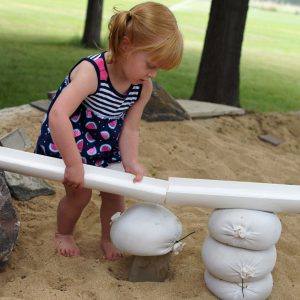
[0,128,32,151]
[0,171,20,269]
[142,81,190,122]
[4,172,55,201]
[176,99,245,119]
[0,127,56,201]
[128,253,171,282]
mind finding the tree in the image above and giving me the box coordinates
[82,0,103,48]
[191,0,249,107]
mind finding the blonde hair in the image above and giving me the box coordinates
[108,2,183,70]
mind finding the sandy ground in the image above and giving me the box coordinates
[0,105,299,299]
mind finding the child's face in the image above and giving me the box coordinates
[122,50,159,85]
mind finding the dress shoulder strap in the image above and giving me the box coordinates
[93,54,108,81]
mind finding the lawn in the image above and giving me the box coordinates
[0,0,299,112]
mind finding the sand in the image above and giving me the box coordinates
[0,105,299,299]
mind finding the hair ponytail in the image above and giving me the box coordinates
[108,10,132,63]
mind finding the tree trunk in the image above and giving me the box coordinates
[82,0,103,48]
[191,0,249,107]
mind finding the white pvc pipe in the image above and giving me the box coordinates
[166,177,300,212]
[0,147,167,204]
[1,147,300,213]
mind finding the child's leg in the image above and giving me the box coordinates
[55,185,92,257]
[100,191,125,260]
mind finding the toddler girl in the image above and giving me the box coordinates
[35,1,183,260]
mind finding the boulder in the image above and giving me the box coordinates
[0,171,20,269]
[0,128,32,151]
[30,99,51,113]
[128,253,171,282]
[142,81,190,122]
[4,172,55,201]
[0,127,56,201]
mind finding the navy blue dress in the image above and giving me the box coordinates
[35,52,142,167]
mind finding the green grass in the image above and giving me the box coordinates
[241,7,300,111]
[0,0,299,112]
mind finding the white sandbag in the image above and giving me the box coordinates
[204,270,273,300]
[208,209,282,250]
[110,203,183,256]
[201,237,276,283]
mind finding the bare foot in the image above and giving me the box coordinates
[55,233,80,257]
[101,239,123,261]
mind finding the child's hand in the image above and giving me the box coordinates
[63,163,85,189]
[124,162,145,183]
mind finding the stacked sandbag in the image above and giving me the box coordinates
[110,203,184,256]
[201,209,282,300]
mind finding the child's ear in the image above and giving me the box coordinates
[120,36,132,52]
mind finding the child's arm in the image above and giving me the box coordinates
[49,61,98,188]
[119,79,153,182]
